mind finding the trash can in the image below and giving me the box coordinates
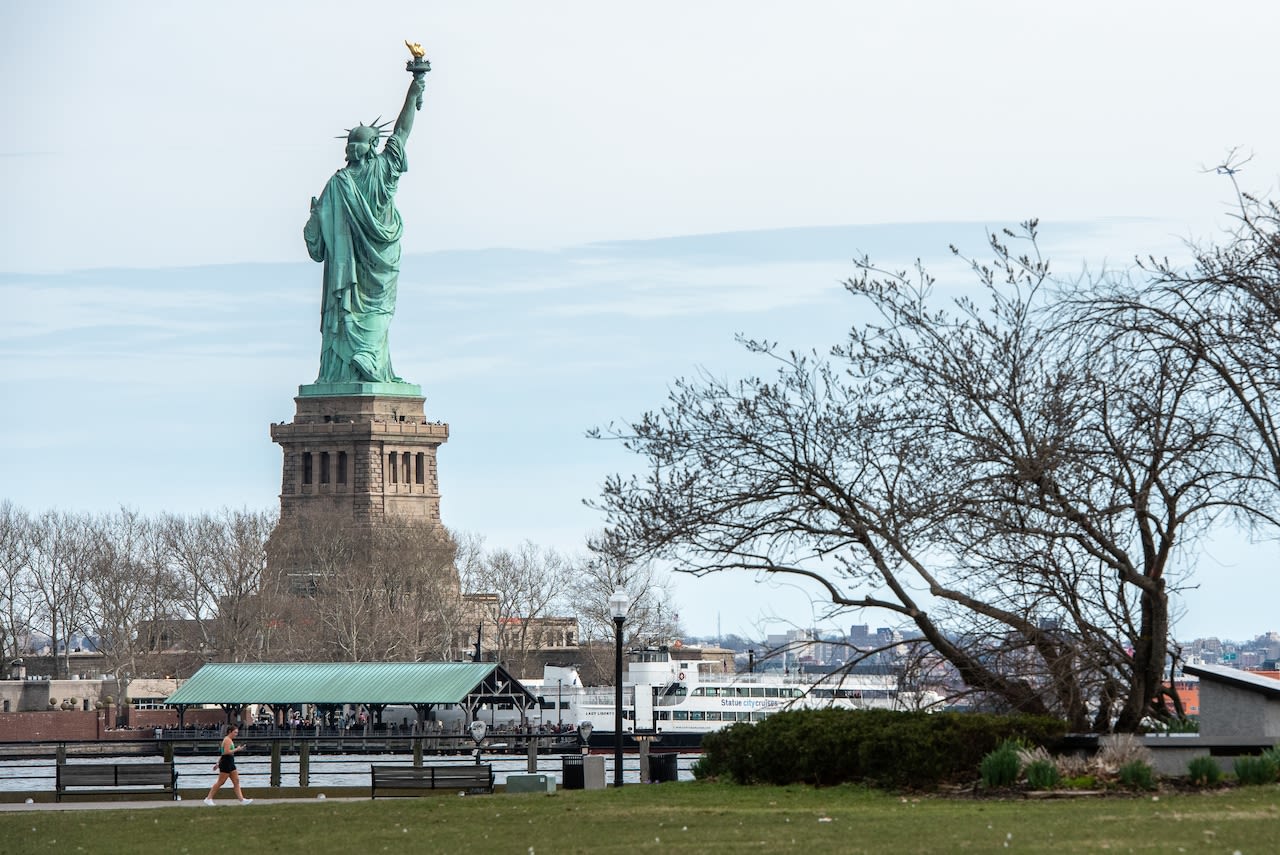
[651,752,679,783]
[562,753,585,790]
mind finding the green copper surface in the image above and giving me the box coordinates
[298,381,423,398]
[303,57,428,386]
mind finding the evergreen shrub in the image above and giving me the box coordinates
[1233,754,1279,786]
[695,708,1067,790]
[1024,758,1061,790]
[1185,755,1221,787]
[1117,760,1155,791]
[979,739,1022,788]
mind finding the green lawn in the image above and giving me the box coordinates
[2,782,1278,854]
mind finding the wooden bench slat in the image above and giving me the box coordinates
[116,770,174,785]
[61,769,119,785]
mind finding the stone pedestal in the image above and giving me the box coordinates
[270,383,449,525]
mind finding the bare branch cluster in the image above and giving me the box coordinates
[593,210,1280,732]
[0,503,277,679]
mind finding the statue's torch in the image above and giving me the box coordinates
[405,40,431,110]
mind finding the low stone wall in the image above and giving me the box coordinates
[0,710,112,741]
[0,677,126,713]
[1142,734,1279,776]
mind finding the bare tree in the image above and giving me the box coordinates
[26,510,94,678]
[594,223,1240,730]
[459,539,575,672]
[375,521,464,661]
[576,538,680,646]
[1116,162,1280,513]
[268,512,460,662]
[158,511,224,650]
[0,501,35,662]
[1073,169,1280,722]
[156,509,274,661]
[80,508,180,679]
[205,508,274,662]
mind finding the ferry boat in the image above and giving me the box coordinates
[526,646,942,749]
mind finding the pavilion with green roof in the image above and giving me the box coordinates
[164,661,538,727]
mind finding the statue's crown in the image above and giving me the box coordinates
[336,118,393,142]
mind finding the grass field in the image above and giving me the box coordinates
[2,782,1278,854]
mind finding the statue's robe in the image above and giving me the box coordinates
[304,135,407,383]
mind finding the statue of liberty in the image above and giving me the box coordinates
[303,44,429,385]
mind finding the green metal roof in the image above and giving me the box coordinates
[165,662,531,706]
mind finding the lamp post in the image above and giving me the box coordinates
[608,587,631,788]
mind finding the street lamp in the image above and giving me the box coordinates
[608,587,631,788]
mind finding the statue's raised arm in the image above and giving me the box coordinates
[393,75,427,143]
[396,40,430,143]
[302,42,432,388]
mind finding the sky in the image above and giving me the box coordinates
[3,1,1279,643]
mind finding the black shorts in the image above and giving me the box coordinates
[218,754,236,774]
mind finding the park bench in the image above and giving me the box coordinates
[370,763,494,797]
[55,762,178,802]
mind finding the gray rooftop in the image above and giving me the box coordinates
[1182,663,1280,699]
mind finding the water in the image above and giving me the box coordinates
[0,753,698,792]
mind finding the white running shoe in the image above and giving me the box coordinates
[203,798,215,806]
[239,798,253,805]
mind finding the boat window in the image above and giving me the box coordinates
[705,712,721,721]
[691,688,705,697]
[750,687,765,697]
[765,687,779,698]
[657,711,670,720]
[630,651,670,663]
[673,711,688,721]
[689,711,704,721]
[735,688,750,697]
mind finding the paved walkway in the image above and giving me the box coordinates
[0,796,363,812]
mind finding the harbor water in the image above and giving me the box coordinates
[0,752,698,793]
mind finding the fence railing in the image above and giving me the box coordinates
[0,736,687,792]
